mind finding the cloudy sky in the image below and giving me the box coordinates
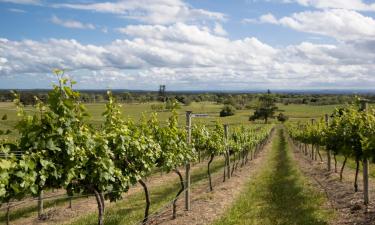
[1,0,375,90]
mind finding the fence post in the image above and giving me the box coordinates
[185,111,192,211]
[224,124,231,179]
[360,102,369,205]
[38,190,43,219]
[325,114,331,171]
[311,119,315,160]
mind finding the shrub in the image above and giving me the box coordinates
[220,105,236,117]
[151,104,164,111]
[165,99,181,111]
[277,113,288,123]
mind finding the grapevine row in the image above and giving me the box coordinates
[287,99,375,205]
[0,71,273,225]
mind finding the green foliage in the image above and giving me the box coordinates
[249,93,278,123]
[277,113,288,123]
[0,72,278,224]
[149,110,194,172]
[150,103,164,112]
[165,99,181,111]
[103,92,161,185]
[287,102,375,161]
[214,130,333,225]
[220,105,236,117]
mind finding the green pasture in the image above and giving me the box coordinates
[0,101,343,138]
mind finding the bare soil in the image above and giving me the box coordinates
[146,134,274,225]
[290,140,375,225]
[6,159,218,225]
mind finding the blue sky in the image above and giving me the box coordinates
[1,0,375,90]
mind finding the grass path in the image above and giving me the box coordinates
[214,128,334,225]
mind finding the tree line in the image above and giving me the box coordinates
[1,88,370,107]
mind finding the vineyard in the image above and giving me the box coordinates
[0,75,275,225]
[1,75,375,225]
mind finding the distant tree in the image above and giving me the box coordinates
[175,95,192,106]
[277,113,288,123]
[220,105,236,117]
[249,92,278,123]
[19,93,36,105]
[150,103,164,112]
[165,99,181,111]
[121,92,133,103]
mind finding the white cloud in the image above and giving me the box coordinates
[101,27,108,33]
[241,18,257,24]
[53,0,226,25]
[290,0,375,11]
[8,8,26,13]
[0,0,40,4]
[1,22,375,89]
[51,16,95,30]
[213,23,227,36]
[253,9,375,41]
[259,13,278,24]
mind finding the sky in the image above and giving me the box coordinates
[0,0,375,90]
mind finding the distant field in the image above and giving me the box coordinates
[277,104,340,121]
[0,101,342,138]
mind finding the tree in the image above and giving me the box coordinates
[249,93,278,123]
[220,105,236,117]
[165,99,181,111]
[277,113,288,123]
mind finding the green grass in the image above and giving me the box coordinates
[213,129,334,225]
[69,156,227,225]
[0,101,342,139]
[0,157,226,225]
[277,103,340,120]
[0,195,82,223]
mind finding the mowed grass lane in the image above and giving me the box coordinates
[214,129,334,225]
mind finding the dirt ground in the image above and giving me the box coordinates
[146,133,275,225]
[289,139,375,225]
[6,158,220,225]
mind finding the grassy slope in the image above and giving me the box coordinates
[213,129,334,225]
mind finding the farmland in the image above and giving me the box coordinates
[2,0,375,224]
[1,89,375,225]
[0,83,375,225]
[0,101,340,133]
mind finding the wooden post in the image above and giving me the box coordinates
[361,101,369,205]
[325,114,331,171]
[6,202,10,225]
[311,119,315,160]
[224,124,231,179]
[185,111,192,211]
[38,190,43,219]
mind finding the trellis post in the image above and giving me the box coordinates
[185,111,192,211]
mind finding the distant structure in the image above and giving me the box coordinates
[159,85,167,102]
